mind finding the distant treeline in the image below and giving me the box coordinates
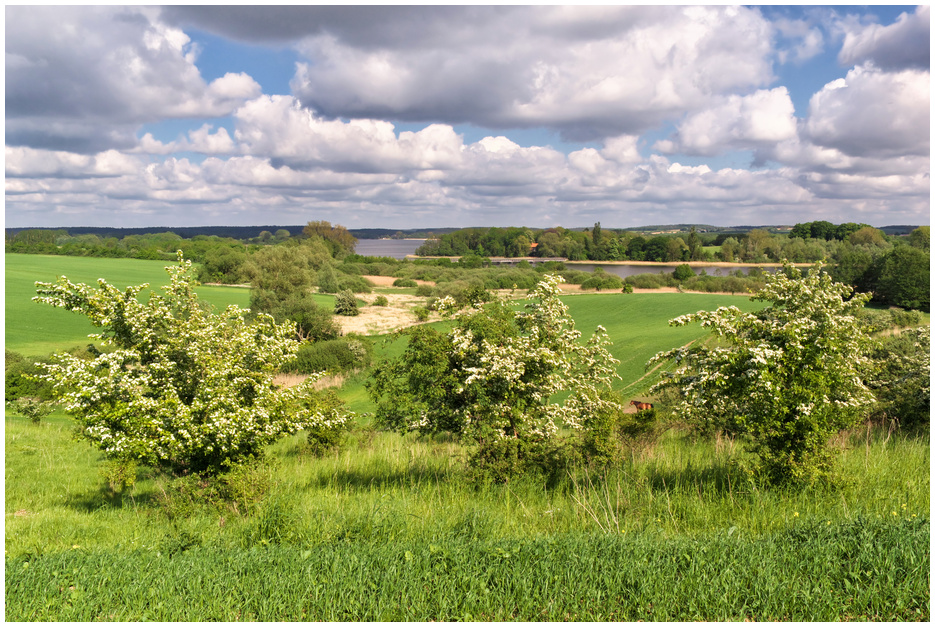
[4,225,457,241]
[5,221,929,312]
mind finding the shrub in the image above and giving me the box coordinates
[369,275,622,466]
[32,253,349,475]
[334,290,360,316]
[286,337,372,374]
[372,295,389,307]
[8,396,55,424]
[336,274,373,294]
[415,284,434,297]
[650,262,874,486]
[268,295,340,342]
[393,278,418,288]
[673,264,695,281]
[864,326,929,431]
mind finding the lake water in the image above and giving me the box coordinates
[354,240,780,276]
[354,239,426,259]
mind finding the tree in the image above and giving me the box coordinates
[303,220,357,256]
[32,253,347,474]
[368,275,621,445]
[873,246,930,311]
[649,262,874,486]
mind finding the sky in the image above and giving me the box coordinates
[4,4,931,230]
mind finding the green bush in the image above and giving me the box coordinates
[8,396,55,425]
[372,295,389,307]
[336,274,373,294]
[673,264,695,281]
[412,307,430,322]
[393,278,418,288]
[268,295,340,342]
[334,290,360,316]
[580,271,623,291]
[415,284,434,297]
[285,337,372,374]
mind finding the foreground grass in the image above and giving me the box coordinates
[6,411,929,620]
[7,517,927,621]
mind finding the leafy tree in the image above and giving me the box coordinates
[369,275,621,446]
[316,263,340,294]
[649,262,874,486]
[908,226,929,250]
[32,253,347,474]
[303,220,357,256]
[873,246,930,311]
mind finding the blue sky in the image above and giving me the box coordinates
[5,5,930,229]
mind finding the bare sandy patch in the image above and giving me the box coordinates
[274,373,347,390]
[362,275,434,287]
[336,291,440,335]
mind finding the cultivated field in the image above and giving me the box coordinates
[5,253,930,621]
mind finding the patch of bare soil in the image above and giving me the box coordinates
[336,290,440,336]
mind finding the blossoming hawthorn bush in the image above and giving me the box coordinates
[648,262,874,485]
[33,253,348,474]
[369,274,622,448]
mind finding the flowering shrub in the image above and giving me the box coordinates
[649,262,874,485]
[369,275,621,447]
[33,253,348,474]
[9,396,55,424]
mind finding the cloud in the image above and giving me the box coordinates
[804,65,930,158]
[838,5,930,70]
[231,95,465,172]
[656,88,797,156]
[277,6,775,140]
[6,6,260,153]
[773,16,825,64]
[6,147,141,179]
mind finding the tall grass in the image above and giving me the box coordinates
[5,411,928,620]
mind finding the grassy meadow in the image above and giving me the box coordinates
[5,253,930,620]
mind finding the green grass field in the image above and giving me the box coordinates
[5,254,253,355]
[5,254,929,620]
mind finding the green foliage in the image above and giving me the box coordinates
[579,269,623,291]
[6,352,57,401]
[286,337,372,374]
[392,277,418,288]
[333,290,360,316]
[650,263,874,486]
[303,220,357,257]
[369,276,622,480]
[873,246,930,311]
[266,295,339,342]
[316,263,340,294]
[31,253,349,474]
[8,396,56,424]
[372,295,389,307]
[100,458,138,494]
[673,263,695,281]
[864,326,930,430]
[412,306,430,322]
